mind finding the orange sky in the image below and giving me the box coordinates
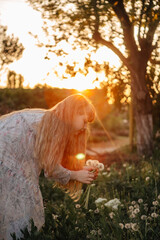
[0,0,121,90]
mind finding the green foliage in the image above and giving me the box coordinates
[0,25,24,70]
[11,143,160,240]
[0,88,48,115]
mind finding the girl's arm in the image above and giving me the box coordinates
[47,164,95,185]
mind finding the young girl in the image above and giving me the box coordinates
[0,93,97,239]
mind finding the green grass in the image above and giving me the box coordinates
[12,142,160,240]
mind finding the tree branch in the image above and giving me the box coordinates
[93,31,132,71]
[149,59,160,65]
[108,0,138,54]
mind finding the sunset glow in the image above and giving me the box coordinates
[0,0,121,90]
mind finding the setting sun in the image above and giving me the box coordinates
[0,0,121,90]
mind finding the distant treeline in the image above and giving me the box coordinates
[0,87,159,132]
[0,87,110,119]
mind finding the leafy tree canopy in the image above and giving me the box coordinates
[0,25,24,71]
[28,0,160,66]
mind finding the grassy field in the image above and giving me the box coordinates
[11,141,160,240]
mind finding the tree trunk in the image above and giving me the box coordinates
[131,71,153,155]
[134,112,153,155]
[129,94,134,152]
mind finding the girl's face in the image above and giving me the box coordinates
[72,109,88,134]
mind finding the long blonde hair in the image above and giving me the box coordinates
[35,93,95,200]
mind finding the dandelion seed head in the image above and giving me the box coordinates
[119,223,124,229]
[75,204,81,209]
[138,199,143,204]
[94,208,99,213]
[141,215,147,220]
[151,212,158,218]
[152,201,158,206]
[130,213,136,218]
[145,176,150,181]
[109,212,115,219]
[98,163,104,171]
[133,208,140,214]
[129,206,134,211]
[131,223,139,231]
[134,204,139,209]
[125,223,131,229]
[91,183,95,187]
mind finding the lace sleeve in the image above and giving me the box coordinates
[45,164,71,185]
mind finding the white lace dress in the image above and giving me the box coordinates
[0,109,71,240]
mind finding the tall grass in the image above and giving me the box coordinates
[12,143,160,240]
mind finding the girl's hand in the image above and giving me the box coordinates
[83,165,99,180]
[70,169,95,184]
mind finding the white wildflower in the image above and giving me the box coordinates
[158,195,160,200]
[104,198,121,210]
[131,201,136,205]
[95,198,107,205]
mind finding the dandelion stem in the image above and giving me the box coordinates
[84,185,91,209]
